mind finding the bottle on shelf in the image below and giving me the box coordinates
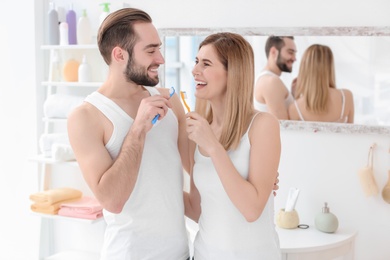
[66,4,77,45]
[315,202,339,233]
[78,55,92,82]
[47,1,59,45]
[77,9,92,45]
[48,50,62,82]
[59,22,69,46]
[99,3,111,26]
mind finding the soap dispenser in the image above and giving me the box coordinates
[99,3,111,25]
[315,202,339,233]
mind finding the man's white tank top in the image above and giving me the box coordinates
[85,87,189,260]
[193,113,281,260]
[254,70,294,112]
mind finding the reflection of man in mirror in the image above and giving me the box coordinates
[254,36,297,119]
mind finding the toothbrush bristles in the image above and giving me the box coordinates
[180,91,191,113]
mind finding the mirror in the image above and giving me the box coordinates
[158,27,390,135]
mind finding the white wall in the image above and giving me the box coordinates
[1,0,389,259]
[1,1,40,259]
[276,129,390,259]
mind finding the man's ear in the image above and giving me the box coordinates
[270,46,279,58]
[112,46,126,62]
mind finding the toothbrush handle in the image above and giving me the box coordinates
[151,114,160,124]
[151,87,175,124]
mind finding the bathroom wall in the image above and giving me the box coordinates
[276,129,390,259]
[2,0,388,259]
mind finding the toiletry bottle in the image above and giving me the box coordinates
[47,2,59,45]
[49,50,61,82]
[63,59,80,82]
[59,22,69,46]
[315,202,339,233]
[99,3,111,25]
[77,9,92,45]
[66,4,77,45]
[78,55,92,82]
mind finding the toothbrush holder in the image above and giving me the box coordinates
[276,208,299,229]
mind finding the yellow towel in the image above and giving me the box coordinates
[31,201,63,215]
[31,197,82,215]
[29,187,82,206]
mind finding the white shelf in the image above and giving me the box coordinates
[41,44,98,50]
[44,250,100,260]
[42,81,102,88]
[32,212,103,224]
[42,117,67,123]
[29,154,78,166]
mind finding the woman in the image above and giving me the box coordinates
[184,33,281,259]
[288,44,354,123]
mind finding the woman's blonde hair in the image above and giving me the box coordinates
[195,32,254,151]
[294,44,336,113]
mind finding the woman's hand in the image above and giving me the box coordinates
[185,112,220,155]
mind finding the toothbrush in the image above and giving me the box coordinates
[152,87,175,124]
[180,91,191,113]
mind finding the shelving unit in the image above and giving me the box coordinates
[33,20,106,258]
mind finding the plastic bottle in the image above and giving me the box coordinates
[78,55,92,82]
[315,202,339,233]
[49,50,61,81]
[99,3,111,25]
[77,9,92,45]
[59,22,69,45]
[66,4,77,45]
[47,2,59,45]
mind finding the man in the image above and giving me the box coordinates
[67,8,190,259]
[254,36,297,119]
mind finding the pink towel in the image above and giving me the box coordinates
[58,196,103,220]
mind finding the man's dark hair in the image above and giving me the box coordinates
[265,36,294,58]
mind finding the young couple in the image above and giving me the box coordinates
[68,7,281,260]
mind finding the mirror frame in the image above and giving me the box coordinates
[158,26,390,136]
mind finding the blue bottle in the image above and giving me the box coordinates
[66,4,77,45]
[47,2,59,45]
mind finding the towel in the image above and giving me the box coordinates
[58,196,103,220]
[29,187,82,207]
[39,133,70,157]
[52,143,76,161]
[43,93,84,118]
[31,197,81,215]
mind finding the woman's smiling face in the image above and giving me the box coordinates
[192,44,227,101]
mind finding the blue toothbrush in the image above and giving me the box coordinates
[151,87,175,124]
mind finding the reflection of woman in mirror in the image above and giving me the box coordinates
[184,32,281,259]
[288,44,354,123]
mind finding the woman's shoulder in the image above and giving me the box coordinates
[251,111,280,130]
[340,88,353,97]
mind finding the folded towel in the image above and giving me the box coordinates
[59,196,103,214]
[31,197,81,215]
[29,187,82,206]
[31,201,63,215]
[43,93,84,118]
[39,133,70,157]
[52,143,76,161]
[58,207,103,220]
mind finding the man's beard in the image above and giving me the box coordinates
[125,59,159,86]
[276,53,292,73]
